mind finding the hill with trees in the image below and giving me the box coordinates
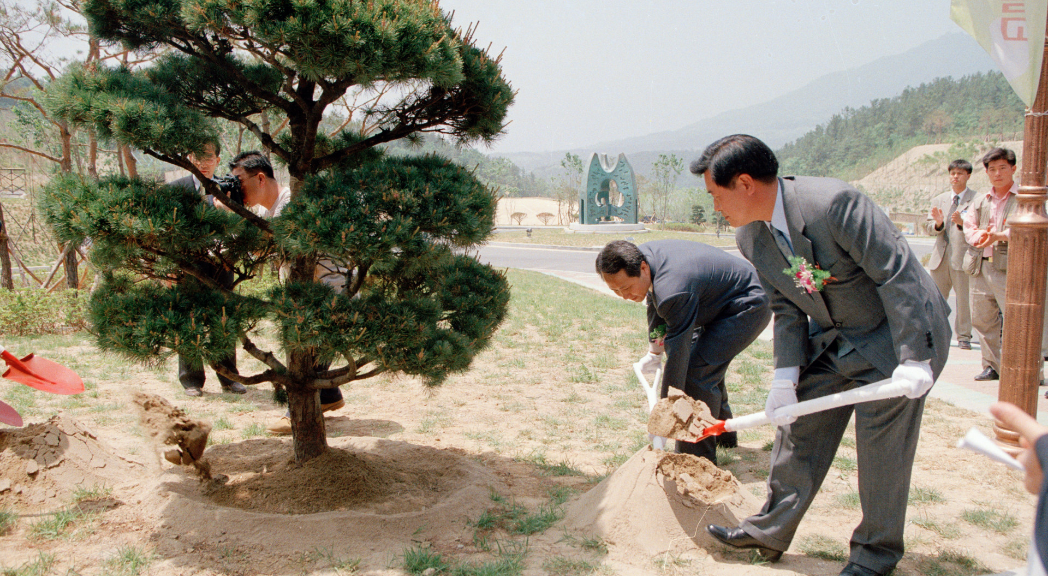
[776,72,1024,181]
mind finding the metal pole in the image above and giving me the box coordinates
[994,21,1048,451]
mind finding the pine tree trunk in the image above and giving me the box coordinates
[287,383,326,462]
[64,244,78,289]
[122,146,138,178]
[286,253,327,462]
[0,204,13,290]
[88,132,99,180]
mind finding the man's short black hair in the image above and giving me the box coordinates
[947,159,973,174]
[690,134,778,187]
[229,150,274,179]
[192,138,221,158]
[981,147,1016,168]
[595,240,644,277]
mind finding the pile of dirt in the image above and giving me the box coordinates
[195,437,481,515]
[647,387,718,441]
[132,392,212,477]
[562,447,761,564]
[0,414,139,511]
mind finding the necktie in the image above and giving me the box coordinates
[948,194,960,218]
[772,227,794,260]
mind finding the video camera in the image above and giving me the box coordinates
[211,174,244,206]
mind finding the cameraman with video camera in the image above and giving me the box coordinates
[169,139,246,396]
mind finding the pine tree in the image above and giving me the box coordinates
[40,0,514,462]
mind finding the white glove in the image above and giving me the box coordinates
[765,379,799,426]
[637,352,662,379]
[894,359,934,399]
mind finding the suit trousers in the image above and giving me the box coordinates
[929,262,972,342]
[673,352,732,464]
[971,259,1048,374]
[179,352,238,390]
[176,265,239,390]
[740,344,924,574]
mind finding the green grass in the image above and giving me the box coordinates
[835,492,861,509]
[908,486,946,506]
[911,517,962,539]
[241,422,267,439]
[0,552,56,576]
[27,508,95,540]
[961,507,1019,533]
[403,543,524,576]
[101,545,154,576]
[832,454,857,473]
[913,549,989,576]
[798,534,848,562]
[0,510,16,536]
[542,557,602,576]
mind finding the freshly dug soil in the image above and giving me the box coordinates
[647,386,719,441]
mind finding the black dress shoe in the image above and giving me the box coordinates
[839,561,885,576]
[716,431,738,448]
[958,340,972,350]
[706,525,783,561]
[973,367,999,381]
[221,382,247,394]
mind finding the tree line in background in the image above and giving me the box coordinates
[776,71,1024,181]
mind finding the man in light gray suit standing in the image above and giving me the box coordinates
[924,159,976,351]
[692,135,951,576]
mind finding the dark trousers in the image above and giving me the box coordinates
[740,344,922,573]
[177,265,239,390]
[178,352,238,390]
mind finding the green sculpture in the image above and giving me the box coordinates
[579,153,638,225]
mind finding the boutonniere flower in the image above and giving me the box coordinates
[783,256,836,293]
[649,324,667,347]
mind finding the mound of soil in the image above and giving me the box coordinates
[0,414,139,512]
[562,447,761,563]
[648,387,719,441]
[201,438,474,515]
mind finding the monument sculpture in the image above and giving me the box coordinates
[579,153,638,225]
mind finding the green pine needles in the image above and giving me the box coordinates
[40,0,515,461]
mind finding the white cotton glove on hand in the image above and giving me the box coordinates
[894,359,935,399]
[765,379,799,426]
[637,352,662,379]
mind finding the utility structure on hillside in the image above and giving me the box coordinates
[40,0,514,463]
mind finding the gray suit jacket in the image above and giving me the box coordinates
[923,187,976,271]
[735,176,951,380]
[640,240,770,395]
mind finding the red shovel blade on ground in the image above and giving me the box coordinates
[0,399,23,427]
[1,345,85,396]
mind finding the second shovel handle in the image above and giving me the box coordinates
[725,378,908,433]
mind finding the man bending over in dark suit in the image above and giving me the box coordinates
[596,239,770,464]
[692,134,951,576]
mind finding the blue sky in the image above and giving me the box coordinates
[444,1,970,153]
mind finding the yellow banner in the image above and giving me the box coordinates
[952,0,1048,106]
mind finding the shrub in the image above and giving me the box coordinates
[0,289,89,336]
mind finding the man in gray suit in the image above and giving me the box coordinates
[692,135,951,576]
[924,159,976,351]
[596,240,770,464]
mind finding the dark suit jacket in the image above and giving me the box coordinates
[640,240,770,395]
[1036,434,1048,573]
[735,176,951,380]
